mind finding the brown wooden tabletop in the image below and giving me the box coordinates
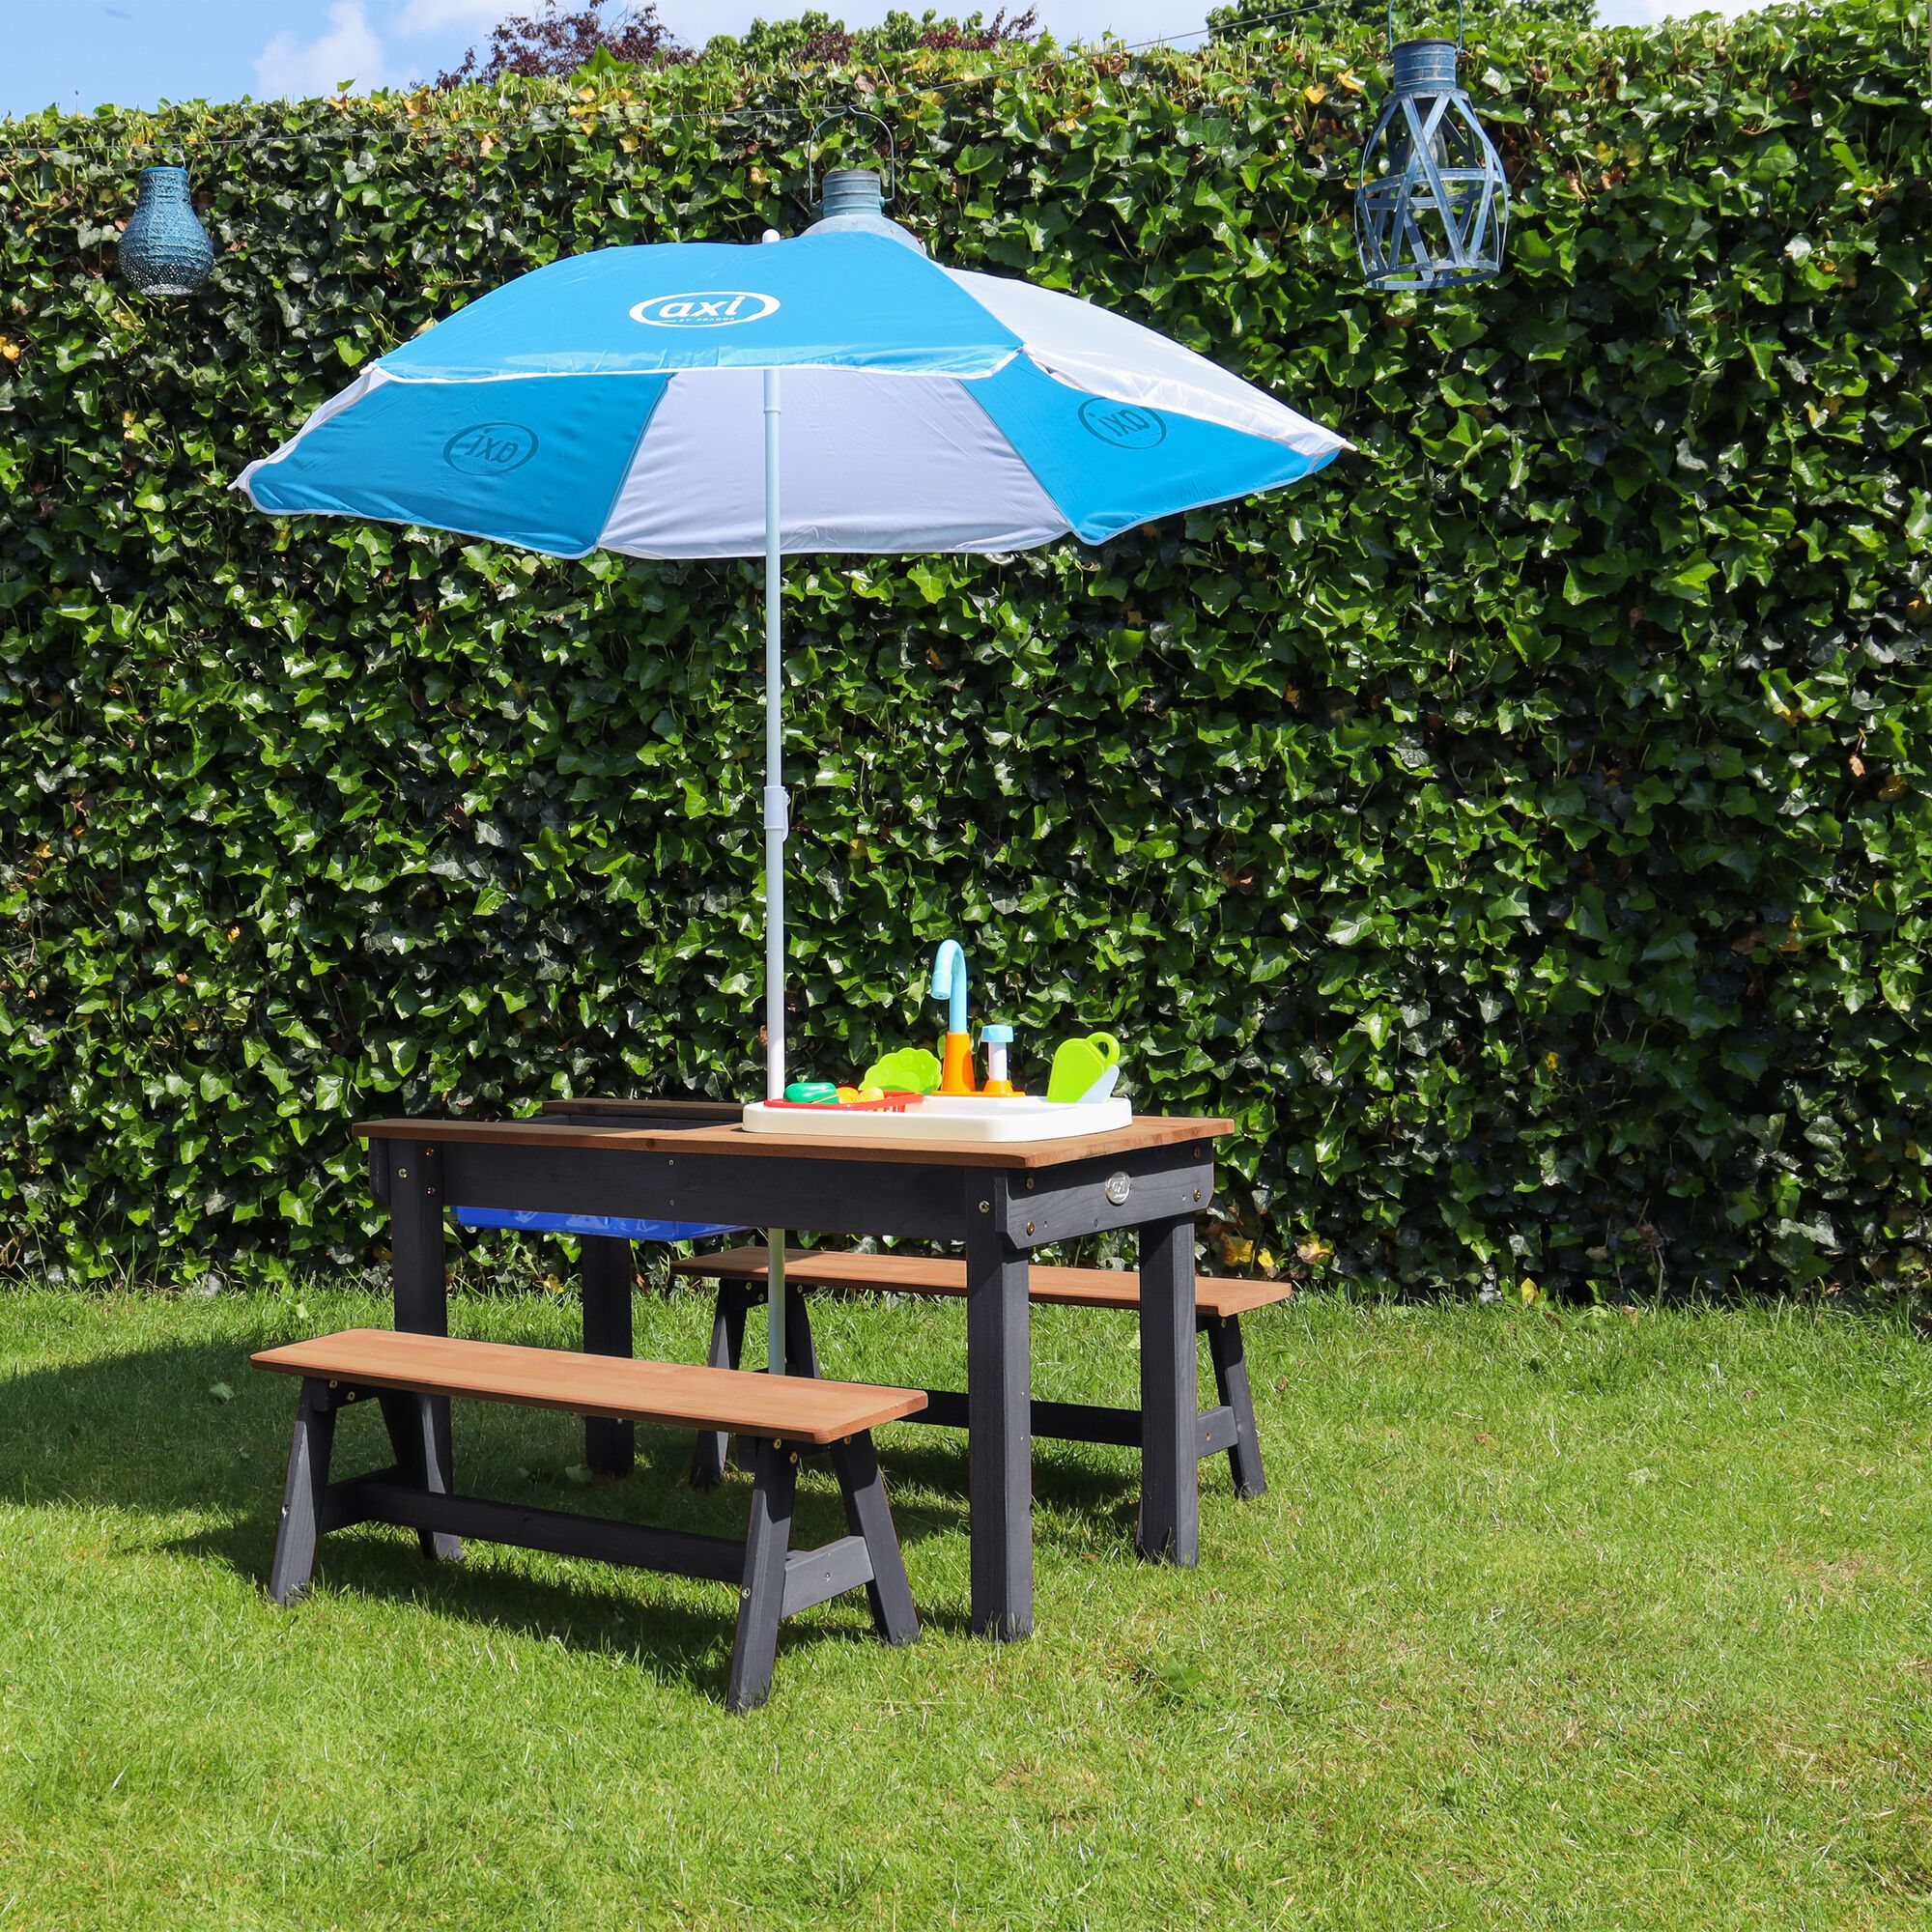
[355,1111,1236,1172]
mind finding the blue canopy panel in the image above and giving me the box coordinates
[968,354,1341,546]
[242,369,668,556]
[456,1206,745,1243]
[379,233,1022,381]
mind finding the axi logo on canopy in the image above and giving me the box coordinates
[629,291,781,327]
[442,422,540,474]
[1078,398,1166,449]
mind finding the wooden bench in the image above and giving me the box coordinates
[251,1330,926,1713]
[670,1248,1288,1501]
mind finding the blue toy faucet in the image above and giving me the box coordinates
[930,939,968,1034]
[929,940,975,1094]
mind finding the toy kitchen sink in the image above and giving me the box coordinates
[743,942,1132,1142]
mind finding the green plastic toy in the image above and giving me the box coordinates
[1046,1032,1122,1104]
[861,1046,943,1095]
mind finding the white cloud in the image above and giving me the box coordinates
[396,0,510,34]
[255,1,387,100]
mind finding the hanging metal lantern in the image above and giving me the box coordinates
[805,107,923,254]
[1355,9,1509,294]
[120,165,214,297]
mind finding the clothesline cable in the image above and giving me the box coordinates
[0,6,1326,161]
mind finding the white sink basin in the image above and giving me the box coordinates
[741,1094,1133,1144]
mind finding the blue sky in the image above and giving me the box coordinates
[7,0,1742,120]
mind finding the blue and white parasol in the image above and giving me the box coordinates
[238,176,1347,1365]
[240,206,1344,1095]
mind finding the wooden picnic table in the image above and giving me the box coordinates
[355,1099,1233,1640]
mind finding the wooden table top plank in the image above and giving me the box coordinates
[670,1245,1293,1318]
[251,1330,927,1442]
[541,1098,744,1122]
[355,1113,1234,1171]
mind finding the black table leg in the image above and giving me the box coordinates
[966,1203,1033,1639]
[581,1235,636,1476]
[1137,1213,1200,1565]
[389,1140,461,1561]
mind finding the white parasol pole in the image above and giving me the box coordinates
[760,246,788,1373]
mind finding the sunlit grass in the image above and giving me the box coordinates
[3,1285,1929,1929]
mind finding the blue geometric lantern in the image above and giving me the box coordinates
[1355,10,1509,294]
[119,165,214,297]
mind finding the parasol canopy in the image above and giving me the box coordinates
[239,229,1343,559]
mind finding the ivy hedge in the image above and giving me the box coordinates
[3,1,1928,1294]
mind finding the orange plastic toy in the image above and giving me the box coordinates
[939,1030,977,1095]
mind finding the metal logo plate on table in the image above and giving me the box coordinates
[1104,1172,1132,1206]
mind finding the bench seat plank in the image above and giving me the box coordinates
[672,1246,1293,1321]
[251,1330,925,1444]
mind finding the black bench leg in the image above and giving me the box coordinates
[1206,1316,1266,1499]
[690,1284,752,1491]
[269,1378,337,1605]
[830,1431,920,1646]
[582,1235,636,1478]
[727,1438,798,1713]
[380,1390,463,1562]
[782,1284,819,1378]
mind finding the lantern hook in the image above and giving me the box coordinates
[806,105,897,213]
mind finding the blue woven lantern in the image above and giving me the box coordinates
[120,165,214,297]
[1355,8,1509,293]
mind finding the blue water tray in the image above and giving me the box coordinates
[456,1207,745,1243]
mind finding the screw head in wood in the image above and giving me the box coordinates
[979,1200,990,1212]
[1193,1189,1202,1204]
[1025,1221,1035,1236]
[397,1167,409,1179]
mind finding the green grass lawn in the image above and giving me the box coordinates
[3,1281,1930,1930]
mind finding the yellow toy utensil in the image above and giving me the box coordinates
[1046,1032,1122,1105]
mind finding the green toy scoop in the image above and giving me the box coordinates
[1047,1032,1122,1104]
